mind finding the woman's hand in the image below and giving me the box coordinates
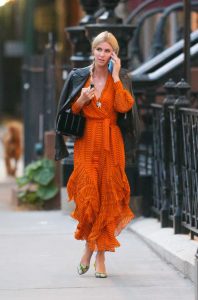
[76,86,95,107]
[111,52,121,83]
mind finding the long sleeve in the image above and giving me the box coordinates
[71,94,91,114]
[71,100,82,114]
[71,91,83,114]
[113,81,135,113]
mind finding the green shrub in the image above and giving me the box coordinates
[16,158,58,206]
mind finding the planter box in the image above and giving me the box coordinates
[12,185,60,211]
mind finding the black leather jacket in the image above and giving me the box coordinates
[55,66,140,165]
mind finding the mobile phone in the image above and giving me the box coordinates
[90,83,94,89]
[108,59,114,73]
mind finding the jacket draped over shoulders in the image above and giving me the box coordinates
[55,66,141,165]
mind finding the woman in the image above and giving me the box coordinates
[55,31,137,278]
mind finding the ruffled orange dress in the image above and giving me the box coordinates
[67,73,135,252]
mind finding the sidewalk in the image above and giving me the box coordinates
[0,209,194,300]
[0,132,195,299]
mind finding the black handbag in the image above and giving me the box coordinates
[56,109,86,137]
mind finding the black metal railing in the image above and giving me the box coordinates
[169,105,177,222]
[181,107,198,238]
[152,103,164,215]
[151,78,198,237]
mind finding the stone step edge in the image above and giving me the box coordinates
[128,217,198,283]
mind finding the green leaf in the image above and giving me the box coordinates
[41,159,55,170]
[16,176,29,187]
[22,158,55,185]
[33,168,55,186]
[37,183,58,200]
[25,191,39,204]
[24,160,42,178]
[17,190,27,200]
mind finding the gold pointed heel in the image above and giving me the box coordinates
[95,271,108,278]
[77,263,89,275]
[94,262,107,278]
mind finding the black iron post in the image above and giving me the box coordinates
[97,0,122,24]
[80,0,100,25]
[66,0,100,68]
[173,78,190,234]
[85,1,136,69]
[183,0,191,85]
[160,79,177,227]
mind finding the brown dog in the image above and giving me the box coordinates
[2,121,23,176]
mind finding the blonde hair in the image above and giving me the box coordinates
[91,31,119,55]
[90,31,119,82]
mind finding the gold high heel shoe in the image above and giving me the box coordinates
[94,262,107,278]
[77,263,89,275]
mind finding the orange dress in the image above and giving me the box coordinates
[67,73,135,252]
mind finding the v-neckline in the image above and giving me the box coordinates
[94,73,110,102]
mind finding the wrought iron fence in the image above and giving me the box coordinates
[152,103,164,215]
[181,107,198,238]
[151,78,198,238]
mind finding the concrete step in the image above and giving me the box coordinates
[129,217,198,282]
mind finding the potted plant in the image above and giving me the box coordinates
[16,158,58,209]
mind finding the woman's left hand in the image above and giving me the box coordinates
[111,52,121,82]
